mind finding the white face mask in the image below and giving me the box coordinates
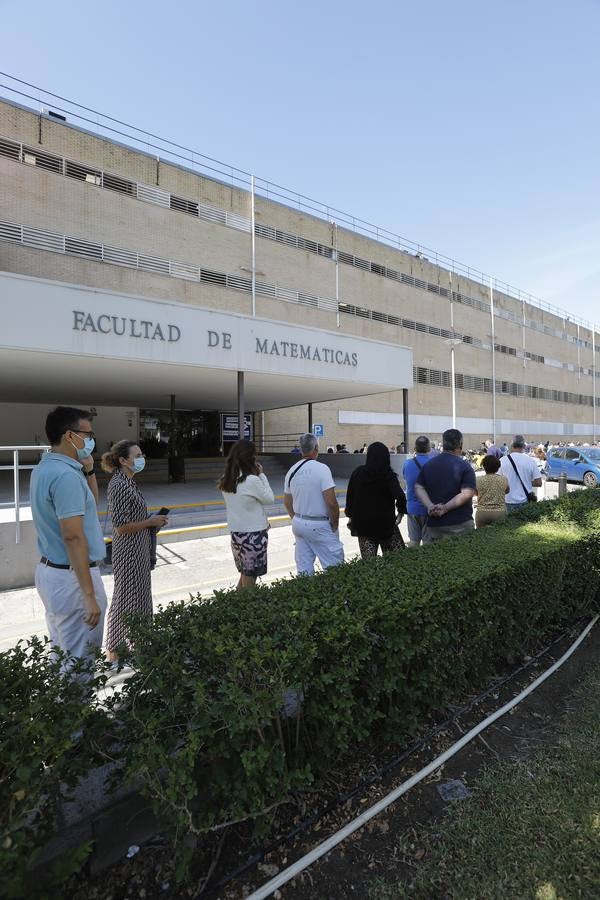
[131,457,146,474]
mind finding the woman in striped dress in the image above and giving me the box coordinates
[101,441,168,661]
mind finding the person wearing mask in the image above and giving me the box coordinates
[219,439,275,589]
[402,435,433,547]
[30,406,107,668]
[500,435,543,511]
[475,455,509,527]
[414,428,477,542]
[345,442,407,558]
[283,433,344,575]
[101,441,168,661]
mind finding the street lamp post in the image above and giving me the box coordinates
[443,338,462,429]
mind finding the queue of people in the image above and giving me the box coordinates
[26,406,562,671]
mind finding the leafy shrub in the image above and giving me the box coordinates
[0,639,107,898]
[115,488,600,870]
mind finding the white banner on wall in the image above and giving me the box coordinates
[339,410,593,437]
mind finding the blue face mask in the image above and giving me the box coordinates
[70,435,95,460]
[132,457,146,474]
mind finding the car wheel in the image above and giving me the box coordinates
[583,471,598,488]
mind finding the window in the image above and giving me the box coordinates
[102,172,135,196]
[65,160,102,185]
[22,147,62,174]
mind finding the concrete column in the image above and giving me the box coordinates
[169,394,176,452]
[402,389,409,451]
[237,371,245,441]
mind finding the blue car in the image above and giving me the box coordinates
[545,446,600,487]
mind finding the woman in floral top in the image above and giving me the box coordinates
[475,454,509,528]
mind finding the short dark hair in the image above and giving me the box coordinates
[482,454,501,474]
[442,428,463,452]
[414,435,431,454]
[45,406,93,445]
[512,434,527,449]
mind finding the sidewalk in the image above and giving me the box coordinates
[0,520,373,652]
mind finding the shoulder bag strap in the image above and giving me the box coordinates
[412,457,423,472]
[288,457,311,486]
[507,453,530,501]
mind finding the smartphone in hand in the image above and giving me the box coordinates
[158,507,170,516]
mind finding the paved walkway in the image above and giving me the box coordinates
[0,519,368,652]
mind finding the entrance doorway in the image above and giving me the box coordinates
[139,409,223,457]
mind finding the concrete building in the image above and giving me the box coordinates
[0,92,598,454]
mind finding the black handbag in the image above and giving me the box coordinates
[102,504,113,566]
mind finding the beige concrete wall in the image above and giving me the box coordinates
[0,520,38,591]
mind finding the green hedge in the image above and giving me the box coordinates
[0,641,108,898]
[2,490,599,888]
[114,488,600,869]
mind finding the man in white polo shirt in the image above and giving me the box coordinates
[284,433,344,575]
[500,434,542,511]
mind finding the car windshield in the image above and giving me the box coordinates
[583,448,600,460]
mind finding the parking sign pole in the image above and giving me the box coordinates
[237,371,245,441]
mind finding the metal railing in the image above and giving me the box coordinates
[0,445,49,542]
[0,71,598,336]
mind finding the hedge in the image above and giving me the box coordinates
[0,641,109,898]
[114,488,600,871]
[2,489,599,889]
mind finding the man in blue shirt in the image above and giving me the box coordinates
[415,428,477,543]
[402,435,433,547]
[30,406,107,667]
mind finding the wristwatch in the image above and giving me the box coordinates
[83,469,96,477]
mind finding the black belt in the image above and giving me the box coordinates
[40,557,98,570]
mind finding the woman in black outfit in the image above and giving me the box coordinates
[345,441,407,558]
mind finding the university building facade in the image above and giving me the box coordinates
[0,95,598,454]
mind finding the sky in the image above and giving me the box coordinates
[2,0,599,325]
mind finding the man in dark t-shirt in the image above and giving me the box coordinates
[415,428,477,543]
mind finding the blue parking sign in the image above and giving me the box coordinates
[313,424,324,437]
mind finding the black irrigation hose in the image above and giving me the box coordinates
[197,618,586,897]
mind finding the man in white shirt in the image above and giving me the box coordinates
[500,435,542,511]
[284,433,344,575]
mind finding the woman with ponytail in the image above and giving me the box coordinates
[101,441,168,661]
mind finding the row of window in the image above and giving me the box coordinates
[414,366,599,407]
[2,132,596,357]
[1,215,597,410]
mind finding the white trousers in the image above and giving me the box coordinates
[35,563,107,665]
[291,517,345,575]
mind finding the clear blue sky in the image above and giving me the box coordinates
[2,0,599,325]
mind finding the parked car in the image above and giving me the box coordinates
[544,447,600,487]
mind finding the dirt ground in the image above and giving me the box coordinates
[66,617,599,900]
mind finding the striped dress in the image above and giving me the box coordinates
[105,470,153,653]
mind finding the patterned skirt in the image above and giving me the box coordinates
[230,529,269,576]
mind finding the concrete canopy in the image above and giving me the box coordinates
[0,347,408,411]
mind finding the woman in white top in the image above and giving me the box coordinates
[219,440,275,589]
